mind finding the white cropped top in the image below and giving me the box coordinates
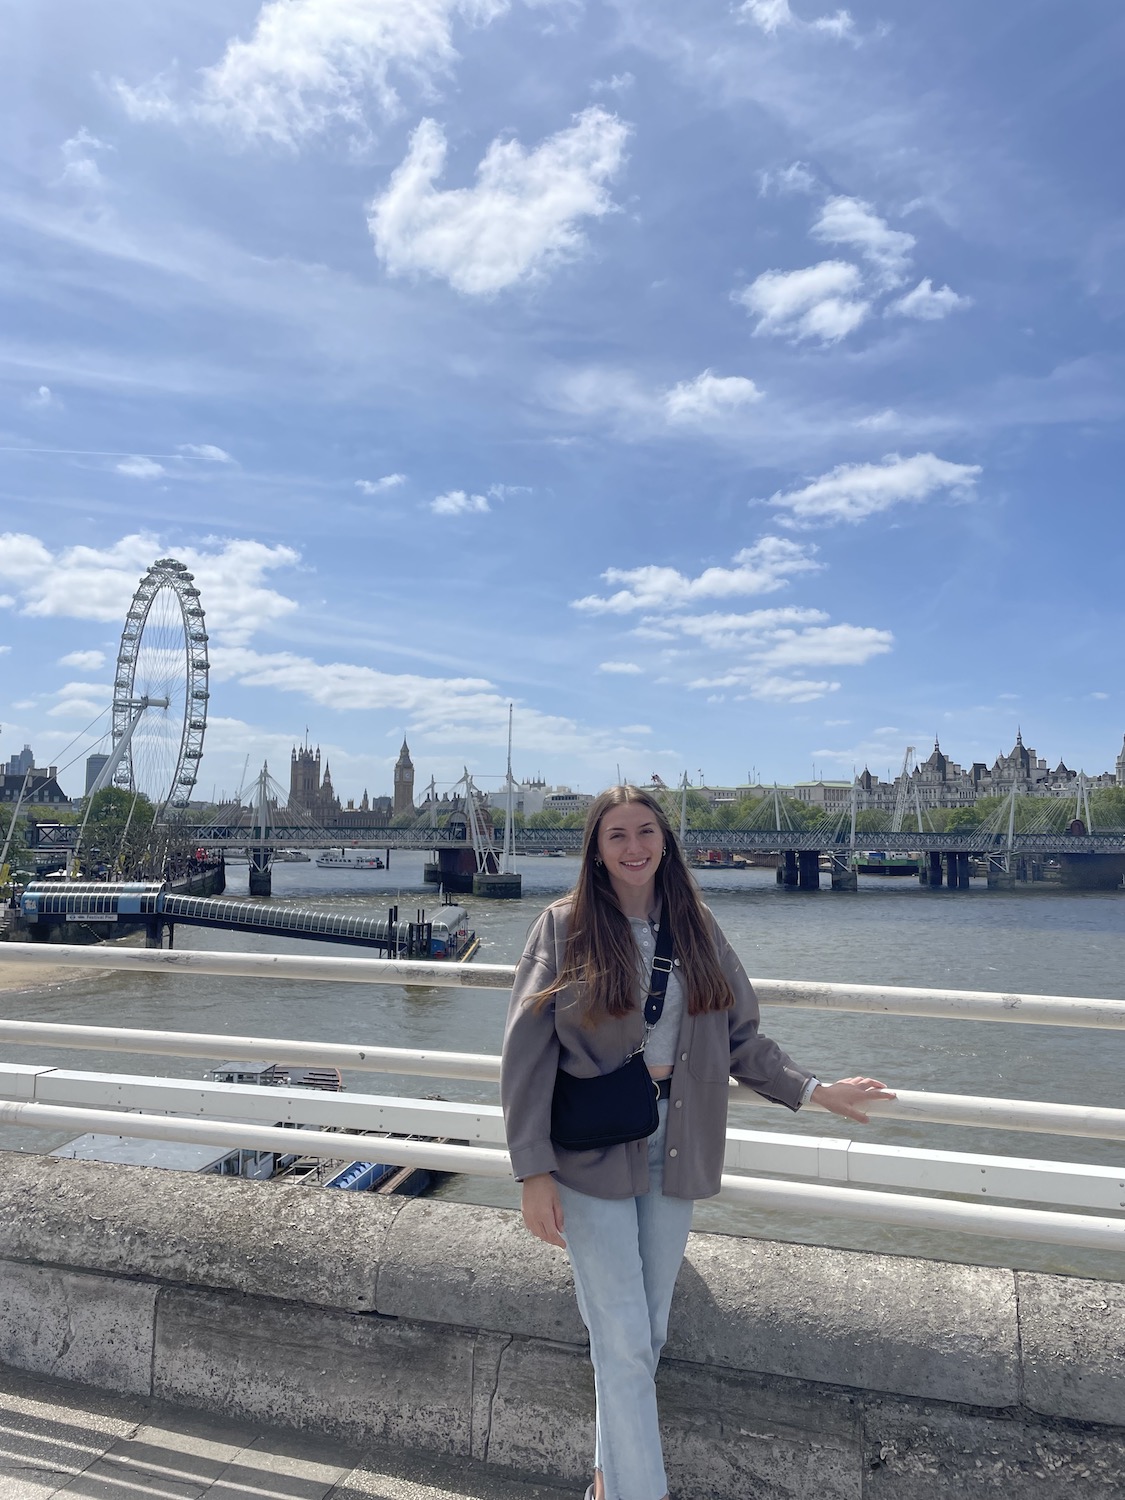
[629,916,685,1069]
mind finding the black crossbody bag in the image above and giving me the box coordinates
[550,916,676,1152]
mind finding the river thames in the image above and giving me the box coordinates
[3,855,1122,1280]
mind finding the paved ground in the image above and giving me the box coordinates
[0,1367,576,1500]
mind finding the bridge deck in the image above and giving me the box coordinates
[0,1364,570,1500]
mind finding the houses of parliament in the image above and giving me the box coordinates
[288,738,415,828]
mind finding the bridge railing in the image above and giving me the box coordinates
[0,945,1122,1255]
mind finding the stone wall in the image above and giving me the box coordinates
[0,1153,1121,1498]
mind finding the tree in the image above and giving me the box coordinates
[76,788,157,876]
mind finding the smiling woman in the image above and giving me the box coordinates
[500,783,893,1500]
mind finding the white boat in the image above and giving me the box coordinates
[274,848,311,862]
[315,849,385,870]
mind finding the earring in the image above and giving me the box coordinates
[594,856,603,866]
[662,844,668,857]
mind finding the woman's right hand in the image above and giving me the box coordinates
[521,1173,566,1248]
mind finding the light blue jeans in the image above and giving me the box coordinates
[557,1101,695,1500]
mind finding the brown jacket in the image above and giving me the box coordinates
[500,899,815,1200]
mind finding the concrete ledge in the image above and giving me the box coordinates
[0,1261,156,1394]
[0,1151,1123,1500]
[0,1152,401,1311]
[672,1235,1020,1407]
[1017,1271,1125,1425]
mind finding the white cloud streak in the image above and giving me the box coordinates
[766,452,982,525]
[430,489,489,515]
[356,473,407,494]
[0,533,300,646]
[115,456,165,479]
[735,260,869,342]
[368,107,630,295]
[573,537,821,614]
[886,277,972,320]
[598,660,643,674]
[663,370,762,421]
[740,1,854,39]
[58,649,107,670]
[178,443,234,462]
[115,0,510,149]
[812,195,915,286]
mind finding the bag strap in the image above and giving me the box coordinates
[642,914,676,1028]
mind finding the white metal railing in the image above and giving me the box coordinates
[1,1019,1124,1141]
[3,943,1125,1027]
[1,943,1123,1253]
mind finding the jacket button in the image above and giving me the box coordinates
[668,1148,678,1158]
[680,1052,688,1062]
[674,1099,683,1109]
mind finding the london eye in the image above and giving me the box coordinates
[95,558,210,817]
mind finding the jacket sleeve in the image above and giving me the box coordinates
[714,920,815,1111]
[500,909,562,1180]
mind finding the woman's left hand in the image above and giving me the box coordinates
[811,1076,895,1124]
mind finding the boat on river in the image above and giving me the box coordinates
[315,849,385,870]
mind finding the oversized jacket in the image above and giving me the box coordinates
[500,899,816,1200]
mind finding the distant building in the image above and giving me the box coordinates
[85,753,110,794]
[0,744,69,805]
[288,743,341,819]
[3,745,34,778]
[393,740,415,817]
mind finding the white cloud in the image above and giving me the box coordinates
[598,660,643,674]
[57,128,112,193]
[356,473,407,495]
[735,260,869,342]
[58,650,106,671]
[368,107,630,295]
[887,277,972,320]
[757,622,893,667]
[178,443,235,462]
[116,0,510,149]
[766,452,981,525]
[24,385,57,410]
[573,536,821,614]
[115,456,166,479]
[0,645,9,655]
[0,532,300,646]
[740,1,854,38]
[663,370,762,422]
[430,489,490,515]
[209,644,648,756]
[760,161,817,196]
[640,605,828,650]
[855,408,898,430]
[812,196,915,286]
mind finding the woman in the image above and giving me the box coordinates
[501,785,894,1500]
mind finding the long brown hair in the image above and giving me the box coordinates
[534,784,735,1025]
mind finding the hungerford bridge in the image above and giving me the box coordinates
[32,815,1125,895]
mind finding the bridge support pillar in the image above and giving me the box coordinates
[987,858,1015,890]
[797,851,820,890]
[473,872,522,898]
[919,851,943,888]
[248,847,272,898]
[144,919,162,949]
[777,851,798,887]
[830,857,857,891]
[432,847,477,893]
[1058,853,1125,891]
[955,852,971,888]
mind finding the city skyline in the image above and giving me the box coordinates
[1,3,1122,798]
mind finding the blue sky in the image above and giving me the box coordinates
[1,0,1123,806]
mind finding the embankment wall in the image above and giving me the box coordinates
[0,1153,1121,1498]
